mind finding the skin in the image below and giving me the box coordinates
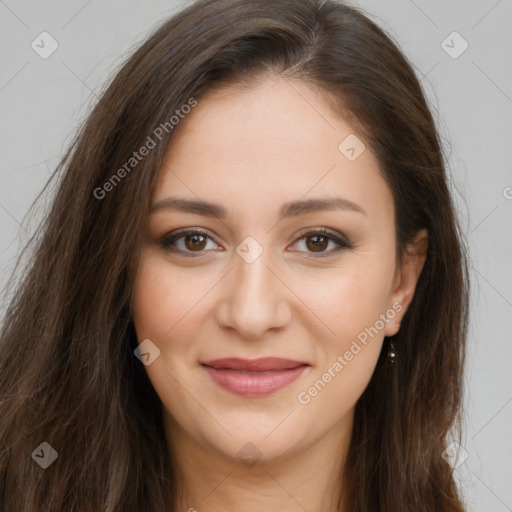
[131,74,427,512]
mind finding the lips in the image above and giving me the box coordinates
[201,357,308,372]
[201,357,310,397]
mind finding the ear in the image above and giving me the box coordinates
[384,229,428,337]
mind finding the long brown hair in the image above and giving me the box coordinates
[0,0,469,510]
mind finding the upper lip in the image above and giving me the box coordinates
[201,357,309,372]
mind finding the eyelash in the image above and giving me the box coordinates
[158,228,353,258]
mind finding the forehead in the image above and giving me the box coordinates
[153,75,393,225]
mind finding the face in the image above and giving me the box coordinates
[132,75,422,466]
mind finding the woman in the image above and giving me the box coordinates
[0,0,469,510]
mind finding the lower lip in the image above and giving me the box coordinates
[202,364,309,397]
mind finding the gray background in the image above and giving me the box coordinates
[0,1,511,510]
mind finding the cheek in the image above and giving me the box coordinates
[131,253,205,401]
[299,254,395,393]
[131,251,209,344]
[303,257,395,338]
[132,256,172,341]
[295,267,392,414]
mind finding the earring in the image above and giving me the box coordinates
[388,340,396,363]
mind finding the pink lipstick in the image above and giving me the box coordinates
[201,357,309,397]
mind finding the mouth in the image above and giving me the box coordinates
[200,357,310,397]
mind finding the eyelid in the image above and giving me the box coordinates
[158,227,352,257]
[159,228,222,256]
[293,226,350,244]
[289,227,353,256]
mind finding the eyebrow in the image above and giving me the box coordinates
[150,196,367,219]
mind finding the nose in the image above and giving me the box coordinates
[215,244,292,340]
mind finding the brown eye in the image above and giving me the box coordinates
[290,228,352,257]
[184,233,207,251]
[160,230,219,256]
[305,234,329,252]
